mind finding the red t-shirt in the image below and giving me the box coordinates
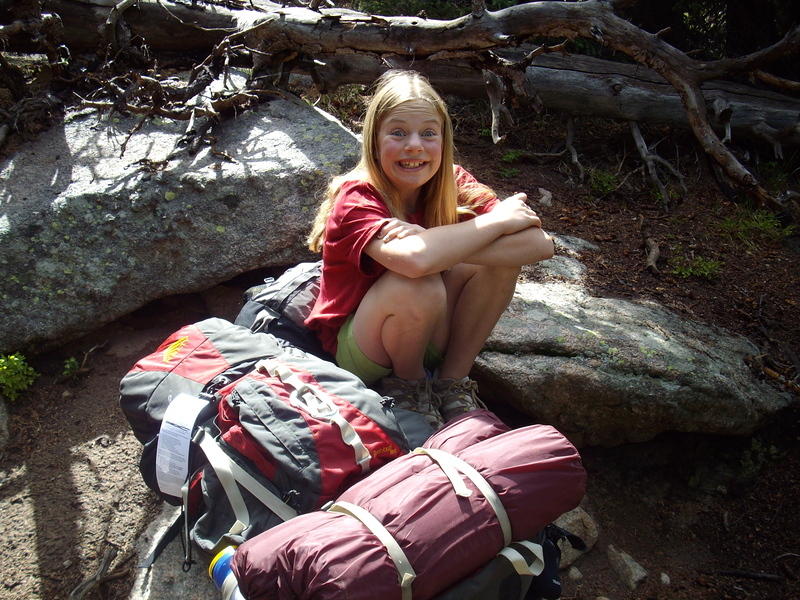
[305,166,498,355]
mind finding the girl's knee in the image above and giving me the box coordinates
[382,271,446,314]
[475,263,521,286]
[474,264,520,300]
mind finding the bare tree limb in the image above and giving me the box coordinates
[645,237,660,274]
[697,25,800,81]
[102,0,138,52]
[566,118,584,182]
[630,121,672,207]
[753,70,800,96]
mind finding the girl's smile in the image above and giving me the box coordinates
[377,100,443,209]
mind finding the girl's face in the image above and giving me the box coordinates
[376,100,443,208]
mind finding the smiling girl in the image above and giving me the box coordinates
[306,70,554,429]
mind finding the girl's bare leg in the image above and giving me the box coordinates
[351,270,447,380]
[438,263,520,379]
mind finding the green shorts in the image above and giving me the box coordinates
[335,315,444,386]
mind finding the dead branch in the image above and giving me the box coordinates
[644,238,660,274]
[69,546,117,600]
[102,0,138,52]
[776,553,800,561]
[716,569,784,582]
[629,121,687,207]
[484,69,513,144]
[565,118,584,182]
[753,70,800,96]
[696,25,800,81]
[0,124,9,151]
[710,97,732,144]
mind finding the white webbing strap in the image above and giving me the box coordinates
[328,501,416,600]
[257,359,372,472]
[498,540,545,577]
[196,430,297,536]
[413,447,512,545]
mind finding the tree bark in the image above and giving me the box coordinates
[305,52,800,150]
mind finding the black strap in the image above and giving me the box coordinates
[545,523,587,551]
[138,511,185,569]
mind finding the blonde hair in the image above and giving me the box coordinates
[307,70,494,252]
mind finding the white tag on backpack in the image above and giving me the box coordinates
[156,393,208,498]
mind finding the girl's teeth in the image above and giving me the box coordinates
[400,161,423,168]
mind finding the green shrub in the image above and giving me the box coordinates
[669,256,723,279]
[308,84,367,130]
[759,161,790,192]
[62,356,80,380]
[588,168,618,197]
[500,149,525,163]
[720,208,795,248]
[0,353,39,401]
[498,166,520,179]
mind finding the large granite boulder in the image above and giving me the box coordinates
[0,97,359,354]
[475,256,791,447]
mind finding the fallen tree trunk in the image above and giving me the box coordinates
[31,0,800,212]
[305,52,800,151]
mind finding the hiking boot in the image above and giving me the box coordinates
[432,377,486,422]
[377,376,444,430]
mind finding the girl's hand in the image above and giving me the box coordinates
[377,218,425,242]
[491,193,542,233]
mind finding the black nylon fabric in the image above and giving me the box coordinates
[432,538,539,600]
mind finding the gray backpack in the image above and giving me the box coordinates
[234,261,326,358]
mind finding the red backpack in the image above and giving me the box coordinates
[119,317,433,563]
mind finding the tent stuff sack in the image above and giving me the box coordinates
[118,317,434,555]
[231,410,586,600]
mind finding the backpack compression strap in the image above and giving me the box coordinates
[196,429,298,536]
[327,501,416,600]
[413,447,512,545]
[324,449,514,599]
[257,358,372,472]
[498,540,546,577]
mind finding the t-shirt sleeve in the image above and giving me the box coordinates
[328,182,391,275]
[455,165,499,215]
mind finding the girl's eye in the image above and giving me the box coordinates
[389,129,405,137]
[422,129,438,137]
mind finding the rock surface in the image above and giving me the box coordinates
[555,505,599,567]
[607,544,648,590]
[0,98,359,354]
[130,507,217,600]
[474,277,791,446]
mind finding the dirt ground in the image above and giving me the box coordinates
[1,110,799,600]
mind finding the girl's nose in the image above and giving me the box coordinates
[404,133,423,151]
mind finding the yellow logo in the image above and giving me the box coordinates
[162,336,189,363]
[371,445,401,459]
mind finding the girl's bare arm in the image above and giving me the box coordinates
[365,194,544,277]
[462,226,554,266]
